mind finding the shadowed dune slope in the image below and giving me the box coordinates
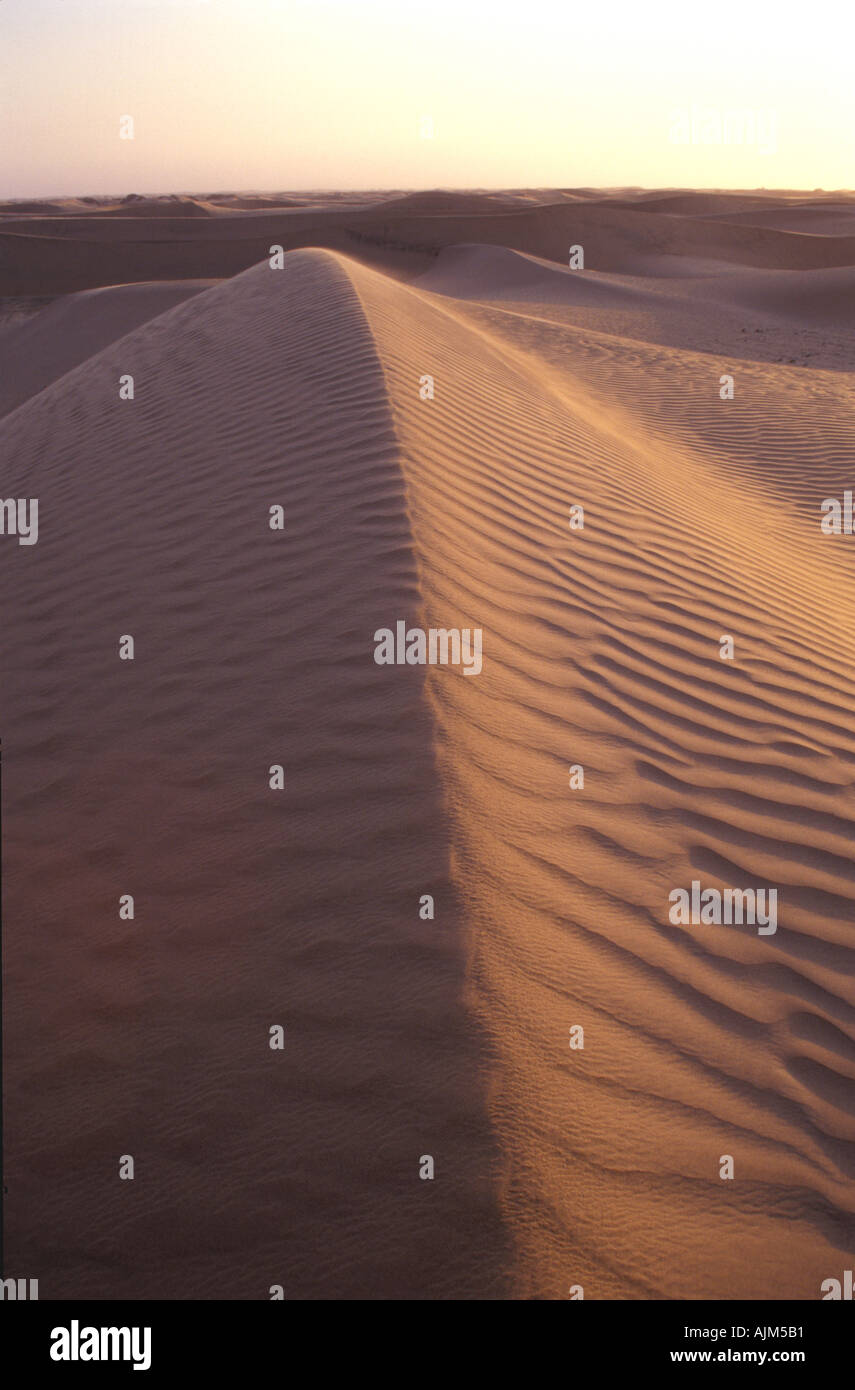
[0,250,510,1300]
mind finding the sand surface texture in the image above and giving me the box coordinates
[1,188,853,1298]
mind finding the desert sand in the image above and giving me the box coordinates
[1,188,853,1299]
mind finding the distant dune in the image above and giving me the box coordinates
[1,191,854,1300]
[3,187,855,297]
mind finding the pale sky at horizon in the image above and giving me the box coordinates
[1,0,852,199]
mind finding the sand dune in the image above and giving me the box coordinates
[5,187,855,298]
[376,190,542,215]
[698,264,855,328]
[703,204,855,236]
[199,194,309,211]
[416,243,671,305]
[2,231,854,1299]
[416,244,855,371]
[0,280,216,419]
[625,192,805,215]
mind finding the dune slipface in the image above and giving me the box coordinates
[2,230,854,1301]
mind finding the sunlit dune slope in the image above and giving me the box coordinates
[343,250,855,1298]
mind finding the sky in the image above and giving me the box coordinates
[1,0,852,198]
